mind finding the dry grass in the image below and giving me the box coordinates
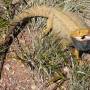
[0,0,90,90]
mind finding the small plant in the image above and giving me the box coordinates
[0,0,89,89]
[69,62,90,90]
[4,0,12,7]
[0,17,9,37]
[14,25,72,87]
[0,17,9,28]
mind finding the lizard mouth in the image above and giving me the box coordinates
[71,35,90,51]
[75,35,90,41]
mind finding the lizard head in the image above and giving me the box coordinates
[70,29,90,58]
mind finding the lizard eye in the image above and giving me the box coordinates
[81,35,86,39]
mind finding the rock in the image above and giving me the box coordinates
[4,64,11,71]
[12,0,20,4]
[82,53,90,62]
[0,0,6,16]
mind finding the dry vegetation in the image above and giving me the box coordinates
[0,0,90,90]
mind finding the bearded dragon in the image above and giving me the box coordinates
[0,6,89,78]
